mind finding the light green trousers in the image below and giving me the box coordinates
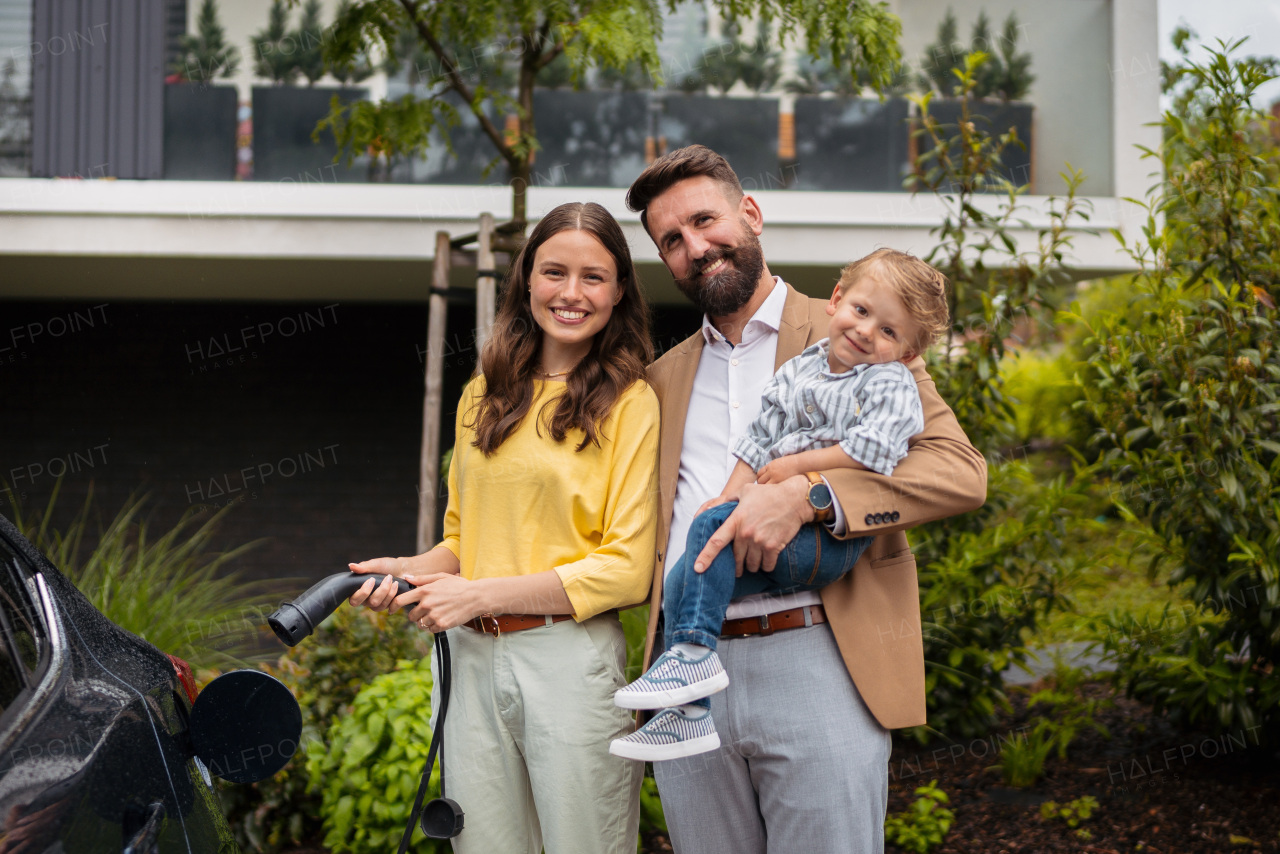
[430,613,642,854]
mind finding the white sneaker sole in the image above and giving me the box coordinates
[613,670,730,710]
[609,731,722,762]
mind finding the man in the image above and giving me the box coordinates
[626,145,986,852]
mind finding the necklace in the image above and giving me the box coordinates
[537,368,572,378]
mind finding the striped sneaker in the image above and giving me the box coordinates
[609,705,721,761]
[613,648,728,710]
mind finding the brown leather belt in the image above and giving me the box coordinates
[720,605,827,639]
[463,613,574,637]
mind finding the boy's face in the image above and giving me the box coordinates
[825,270,920,373]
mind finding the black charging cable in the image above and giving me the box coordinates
[266,572,464,849]
[397,628,463,851]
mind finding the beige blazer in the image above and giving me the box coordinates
[643,283,988,729]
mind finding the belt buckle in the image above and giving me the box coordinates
[479,613,501,638]
[757,613,774,637]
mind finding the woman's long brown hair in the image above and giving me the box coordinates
[469,202,654,454]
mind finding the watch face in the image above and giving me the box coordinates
[808,482,833,511]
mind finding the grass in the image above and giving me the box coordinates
[8,481,284,672]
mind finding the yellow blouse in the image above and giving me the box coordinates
[438,377,659,620]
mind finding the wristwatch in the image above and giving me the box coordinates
[804,472,834,524]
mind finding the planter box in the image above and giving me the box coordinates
[926,100,1034,189]
[529,90,649,187]
[792,96,911,192]
[658,95,780,190]
[163,83,238,181]
[251,86,368,183]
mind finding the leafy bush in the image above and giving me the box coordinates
[220,605,427,851]
[884,781,954,854]
[1039,795,1098,829]
[901,51,1096,743]
[639,776,666,836]
[1000,350,1088,449]
[997,665,1112,788]
[1075,39,1280,740]
[308,656,443,854]
[907,463,1100,743]
[8,483,277,672]
[1025,664,1111,760]
[997,720,1055,788]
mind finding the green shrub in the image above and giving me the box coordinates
[997,665,1112,787]
[308,656,444,854]
[8,482,277,672]
[1025,662,1112,759]
[639,776,666,836]
[884,781,954,854]
[1000,350,1087,449]
[997,720,1055,788]
[1075,39,1280,740]
[220,606,427,852]
[907,463,1101,742]
[1039,795,1098,829]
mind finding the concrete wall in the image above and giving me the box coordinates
[0,298,700,592]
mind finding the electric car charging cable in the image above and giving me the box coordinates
[267,572,465,848]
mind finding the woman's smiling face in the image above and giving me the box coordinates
[528,228,622,364]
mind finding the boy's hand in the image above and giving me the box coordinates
[758,457,805,484]
[697,493,733,516]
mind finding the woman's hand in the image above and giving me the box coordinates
[347,557,406,611]
[402,574,487,632]
[347,548,462,611]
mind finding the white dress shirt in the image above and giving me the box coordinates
[664,279,827,620]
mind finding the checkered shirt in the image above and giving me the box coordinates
[731,339,923,477]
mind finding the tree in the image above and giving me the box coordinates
[917,9,1033,101]
[173,0,240,83]
[320,0,903,233]
[327,2,375,84]
[293,0,328,86]
[680,20,783,96]
[992,13,1033,101]
[253,0,300,85]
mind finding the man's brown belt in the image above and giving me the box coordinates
[720,605,827,639]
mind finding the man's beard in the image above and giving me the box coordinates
[673,225,766,318]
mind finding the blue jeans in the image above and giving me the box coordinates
[663,501,872,652]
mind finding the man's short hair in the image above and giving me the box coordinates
[838,249,951,354]
[626,145,744,235]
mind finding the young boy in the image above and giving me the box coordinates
[610,248,950,761]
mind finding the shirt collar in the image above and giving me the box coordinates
[700,277,787,345]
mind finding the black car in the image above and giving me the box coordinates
[0,513,299,853]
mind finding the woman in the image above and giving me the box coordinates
[349,201,657,854]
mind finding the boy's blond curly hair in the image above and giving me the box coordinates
[837,248,950,355]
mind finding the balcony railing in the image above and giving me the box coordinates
[10,83,1042,194]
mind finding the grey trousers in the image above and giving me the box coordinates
[653,623,891,854]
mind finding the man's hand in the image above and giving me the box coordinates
[693,475,814,575]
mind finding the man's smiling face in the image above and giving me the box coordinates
[645,175,766,318]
